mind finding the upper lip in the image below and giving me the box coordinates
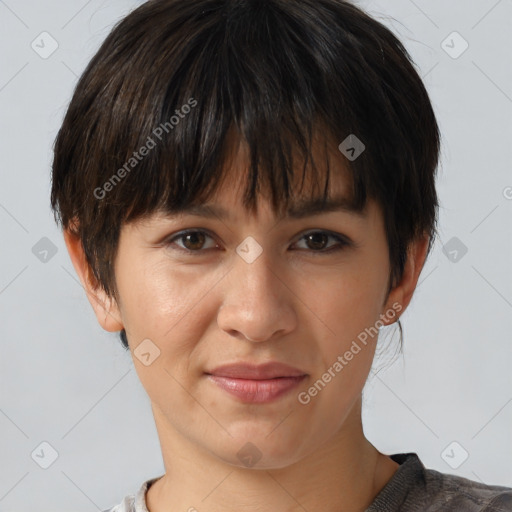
[206,362,308,379]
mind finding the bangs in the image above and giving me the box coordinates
[123,121,364,226]
[75,0,388,229]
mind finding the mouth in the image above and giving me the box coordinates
[205,374,307,403]
[204,361,308,404]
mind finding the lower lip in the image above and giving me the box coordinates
[206,374,307,403]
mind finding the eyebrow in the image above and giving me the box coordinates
[163,195,365,222]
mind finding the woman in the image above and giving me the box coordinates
[50,0,512,510]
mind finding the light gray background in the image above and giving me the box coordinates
[1,0,511,510]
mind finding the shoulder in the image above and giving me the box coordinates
[101,494,135,512]
[422,464,512,511]
[368,453,512,511]
[102,475,163,512]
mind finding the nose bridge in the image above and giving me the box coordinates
[217,238,295,341]
[232,238,281,307]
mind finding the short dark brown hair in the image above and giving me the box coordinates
[50,0,441,351]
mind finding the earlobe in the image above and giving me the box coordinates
[63,227,124,333]
[94,293,124,333]
[381,233,430,326]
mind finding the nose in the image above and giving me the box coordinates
[217,244,296,343]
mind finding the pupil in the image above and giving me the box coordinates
[307,233,327,250]
[185,232,204,250]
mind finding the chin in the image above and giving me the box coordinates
[211,426,312,470]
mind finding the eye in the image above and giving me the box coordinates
[166,229,218,254]
[164,229,351,255]
[292,230,351,254]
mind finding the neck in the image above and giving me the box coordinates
[146,396,399,512]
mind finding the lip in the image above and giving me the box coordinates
[205,362,308,404]
[206,362,307,379]
[206,375,307,403]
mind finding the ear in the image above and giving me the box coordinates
[63,227,124,333]
[381,233,430,325]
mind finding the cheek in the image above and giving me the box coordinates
[307,263,386,340]
[116,257,222,352]
[298,273,382,422]
[116,260,219,403]
[300,260,387,396]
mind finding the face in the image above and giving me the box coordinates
[69,138,421,470]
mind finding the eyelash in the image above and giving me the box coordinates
[164,229,352,256]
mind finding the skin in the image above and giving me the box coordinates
[64,136,429,512]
